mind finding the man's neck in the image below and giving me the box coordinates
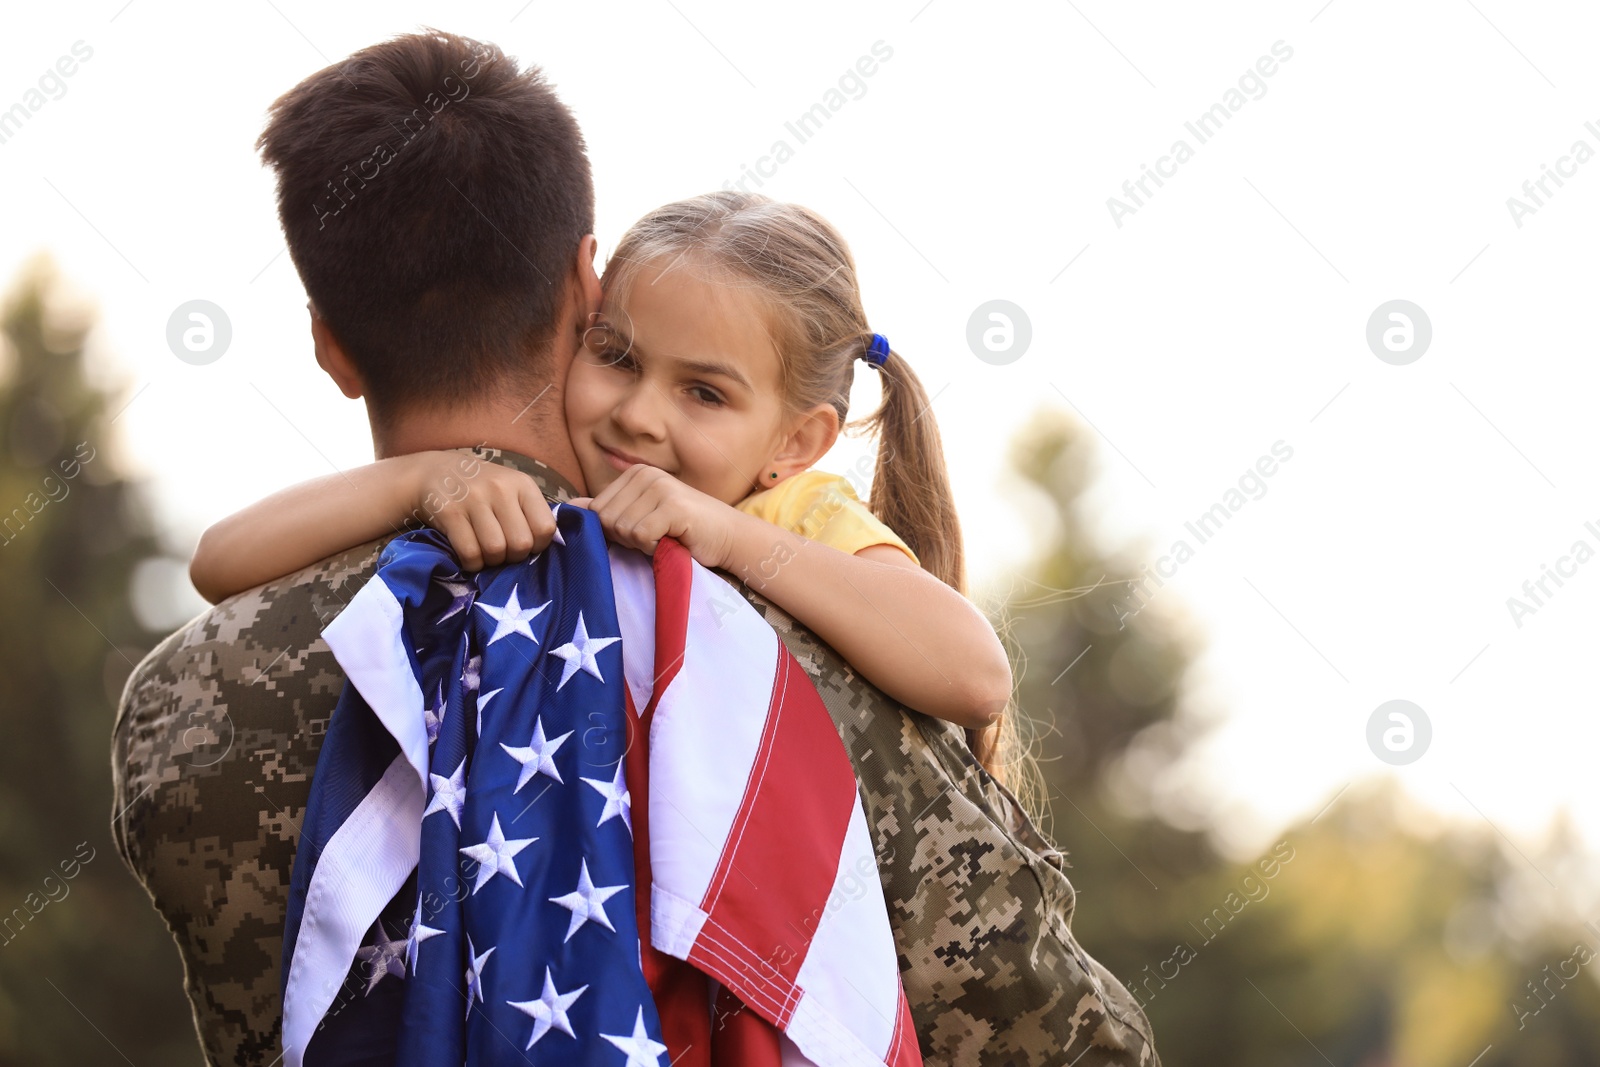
[371,396,587,495]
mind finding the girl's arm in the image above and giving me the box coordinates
[574,466,1012,730]
[190,451,557,604]
[724,522,1012,731]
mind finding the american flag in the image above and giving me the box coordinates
[281,507,920,1067]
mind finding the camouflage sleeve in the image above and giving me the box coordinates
[728,583,1161,1067]
[109,539,389,1067]
[107,449,574,1066]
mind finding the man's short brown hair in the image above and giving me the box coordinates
[257,29,594,418]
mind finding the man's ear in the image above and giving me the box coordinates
[573,234,602,318]
[310,309,364,399]
[769,403,841,480]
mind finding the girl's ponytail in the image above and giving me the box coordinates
[850,343,965,596]
[852,347,1021,785]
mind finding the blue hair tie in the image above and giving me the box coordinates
[863,333,890,367]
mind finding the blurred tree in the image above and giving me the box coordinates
[1002,409,1600,1065]
[3,270,1595,1064]
[0,258,201,1065]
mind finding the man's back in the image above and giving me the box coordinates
[111,522,403,1065]
[111,448,1158,1066]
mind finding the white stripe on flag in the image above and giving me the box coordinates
[646,563,778,910]
[648,879,711,961]
[285,572,433,1065]
[610,543,913,1066]
[608,547,658,716]
[792,804,902,1056]
[281,752,425,1067]
[321,576,430,793]
[786,989,893,1067]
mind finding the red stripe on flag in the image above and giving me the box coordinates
[644,537,693,718]
[710,984,785,1067]
[630,537,710,1067]
[689,648,859,1026]
[639,538,916,1065]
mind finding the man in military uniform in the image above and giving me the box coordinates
[110,30,1159,1067]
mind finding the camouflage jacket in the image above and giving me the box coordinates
[110,446,1159,1066]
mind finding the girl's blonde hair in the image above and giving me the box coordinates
[600,190,1030,787]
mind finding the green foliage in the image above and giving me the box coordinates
[0,259,201,1065]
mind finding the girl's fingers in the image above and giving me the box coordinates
[520,484,557,552]
[437,469,687,569]
[492,492,537,562]
[588,464,652,514]
[600,468,658,524]
[582,474,623,514]
[468,500,508,566]
[613,495,676,552]
[602,492,643,542]
[436,511,484,572]
[630,511,670,555]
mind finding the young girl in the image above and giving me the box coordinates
[192,192,1019,777]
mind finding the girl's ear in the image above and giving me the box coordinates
[768,403,841,481]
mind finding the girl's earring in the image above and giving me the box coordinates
[768,471,779,480]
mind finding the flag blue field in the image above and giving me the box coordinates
[282,512,662,1065]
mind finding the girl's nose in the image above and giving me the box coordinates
[612,381,667,441]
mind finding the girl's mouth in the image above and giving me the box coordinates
[600,443,654,472]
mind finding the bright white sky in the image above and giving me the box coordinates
[5,1,1599,880]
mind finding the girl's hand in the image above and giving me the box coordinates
[407,452,558,571]
[570,465,740,570]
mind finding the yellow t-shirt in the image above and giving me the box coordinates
[734,469,920,565]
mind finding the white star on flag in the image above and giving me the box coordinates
[501,718,572,791]
[465,935,495,1021]
[548,857,625,942]
[507,967,588,1050]
[354,922,409,995]
[435,576,474,622]
[476,687,502,738]
[547,611,621,690]
[406,894,444,976]
[423,681,447,745]
[581,762,632,837]
[459,813,536,894]
[423,760,467,830]
[548,502,567,546]
[476,586,550,646]
[600,1006,669,1067]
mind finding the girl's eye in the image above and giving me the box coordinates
[600,347,636,371]
[688,385,724,407]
